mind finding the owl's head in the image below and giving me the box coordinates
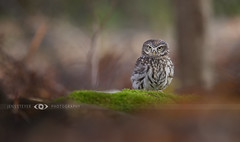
[142,39,169,57]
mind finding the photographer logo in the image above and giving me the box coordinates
[34,103,48,110]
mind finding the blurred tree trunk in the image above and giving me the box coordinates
[174,0,213,91]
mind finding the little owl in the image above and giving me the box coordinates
[131,39,174,90]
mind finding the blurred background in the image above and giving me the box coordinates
[0,0,240,99]
[1,0,240,142]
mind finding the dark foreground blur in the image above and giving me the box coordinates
[1,102,240,142]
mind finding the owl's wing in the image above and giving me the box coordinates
[165,59,174,88]
[168,59,174,78]
[131,58,148,89]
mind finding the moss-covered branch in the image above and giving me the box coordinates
[62,89,197,112]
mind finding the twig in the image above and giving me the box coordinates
[23,22,47,63]
[87,0,117,89]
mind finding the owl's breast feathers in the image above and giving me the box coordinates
[131,56,174,90]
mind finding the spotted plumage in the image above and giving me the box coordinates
[131,39,174,90]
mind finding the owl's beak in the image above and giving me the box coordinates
[153,51,156,55]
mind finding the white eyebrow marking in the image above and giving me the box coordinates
[157,44,166,48]
[147,44,153,48]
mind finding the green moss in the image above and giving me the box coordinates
[66,89,196,112]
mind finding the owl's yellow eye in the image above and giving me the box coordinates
[146,45,151,51]
[157,46,162,51]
